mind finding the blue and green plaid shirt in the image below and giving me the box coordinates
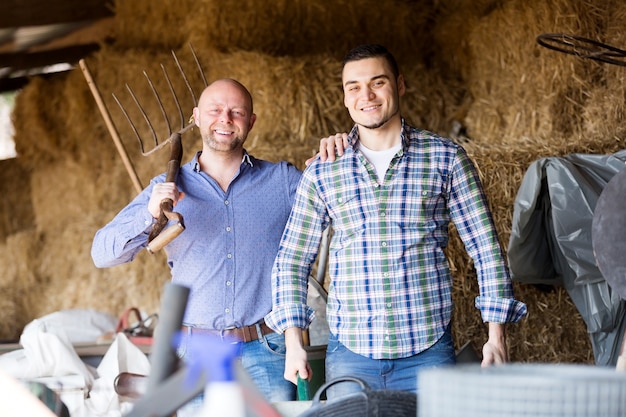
[265,120,527,359]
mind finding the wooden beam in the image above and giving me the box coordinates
[0,75,30,93]
[0,43,100,93]
[0,0,114,28]
[0,44,100,71]
[0,71,64,93]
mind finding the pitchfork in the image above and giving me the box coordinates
[81,44,208,254]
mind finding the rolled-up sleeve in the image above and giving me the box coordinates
[91,185,156,268]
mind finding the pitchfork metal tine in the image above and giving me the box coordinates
[112,91,148,155]
[189,43,208,88]
[171,49,197,107]
[114,79,181,157]
[125,82,160,152]
[143,69,172,140]
[113,44,206,157]
[161,63,185,131]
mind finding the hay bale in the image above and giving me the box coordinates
[583,2,626,142]
[461,0,618,146]
[0,230,46,338]
[184,0,430,59]
[0,159,34,239]
[113,0,197,50]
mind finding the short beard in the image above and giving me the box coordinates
[360,120,387,130]
[203,132,245,151]
[357,105,399,130]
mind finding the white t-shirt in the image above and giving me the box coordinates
[358,142,402,182]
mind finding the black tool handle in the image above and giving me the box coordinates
[146,282,189,392]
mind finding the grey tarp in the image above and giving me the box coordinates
[508,149,626,366]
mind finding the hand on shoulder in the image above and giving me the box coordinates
[305,133,349,166]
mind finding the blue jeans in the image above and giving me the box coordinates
[176,331,295,416]
[324,327,456,399]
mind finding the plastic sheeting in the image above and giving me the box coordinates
[508,149,626,366]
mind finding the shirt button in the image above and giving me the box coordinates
[227,253,232,259]
[226,281,232,286]
[374,183,380,188]
[226,226,231,232]
[224,200,230,205]
[386,302,392,308]
[380,212,386,217]
[383,272,390,278]
[225,308,230,313]
[422,191,428,196]
[381,241,387,247]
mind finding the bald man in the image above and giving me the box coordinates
[92,79,301,413]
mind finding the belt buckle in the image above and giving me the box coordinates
[220,326,238,343]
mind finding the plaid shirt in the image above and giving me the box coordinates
[265,120,527,359]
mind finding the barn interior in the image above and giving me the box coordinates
[2,0,626,371]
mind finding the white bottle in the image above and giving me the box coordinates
[200,380,246,417]
[187,333,246,417]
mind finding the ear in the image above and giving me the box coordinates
[193,107,200,127]
[397,74,406,97]
[248,113,257,130]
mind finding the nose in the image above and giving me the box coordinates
[219,109,233,123]
[360,87,375,101]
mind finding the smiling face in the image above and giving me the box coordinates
[342,56,405,132]
[193,79,256,153]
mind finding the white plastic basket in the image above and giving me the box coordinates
[418,363,626,417]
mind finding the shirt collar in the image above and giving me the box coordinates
[242,151,254,167]
[192,150,254,172]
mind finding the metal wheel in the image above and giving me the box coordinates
[536,33,626,66]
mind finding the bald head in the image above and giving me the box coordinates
[193,78,256,153]
[199,78,254,114]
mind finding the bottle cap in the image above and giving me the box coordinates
[173,332,241,385]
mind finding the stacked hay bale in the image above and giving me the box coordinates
[2,0,624,365]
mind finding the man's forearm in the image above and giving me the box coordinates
[285,327,305,350]
[283,327,311,383]
[488,322,505,344]
[481,322,508,365]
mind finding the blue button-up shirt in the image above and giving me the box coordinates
[265,121,527,359]
[92,151,302,329]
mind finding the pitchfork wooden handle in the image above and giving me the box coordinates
[147,132,185,253]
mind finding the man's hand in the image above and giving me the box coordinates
[305,133,349,166]
[148,182,185,218]
[481,322,508,366]
[284,327,313,384]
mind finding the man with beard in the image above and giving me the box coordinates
[91,78,302,414]
[265,44,527,398]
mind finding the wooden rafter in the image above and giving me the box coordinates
[0,44,100,70]
[0,0,114,28]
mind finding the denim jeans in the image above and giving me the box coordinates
[324,326,456,399]
[176,331,295,416]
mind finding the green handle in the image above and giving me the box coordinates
[297,373,311,401]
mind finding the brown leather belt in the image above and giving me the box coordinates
[181,321,274,343]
